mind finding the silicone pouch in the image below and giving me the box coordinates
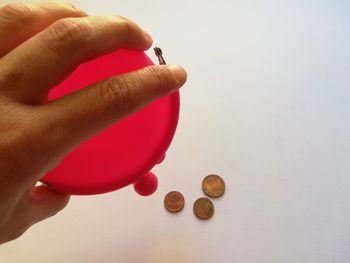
[41,49,180,196]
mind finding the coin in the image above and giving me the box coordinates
[193,197,214,219]
[202,174,225,197]
[164,191,185,213]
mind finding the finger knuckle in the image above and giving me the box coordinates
[10,111,46,158]
[116,15,138,38]
[46,18,92,53]
[0,65,25,87]
[0,3,36,24]
[100,76,135,113]
[0,108,44,180]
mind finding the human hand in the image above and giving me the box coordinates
[0,1,186,244]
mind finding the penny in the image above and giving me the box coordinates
[193,197,214,219]
[202,174,225,197]
[164,191,185,213]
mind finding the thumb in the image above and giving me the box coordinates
[29,185,70,223]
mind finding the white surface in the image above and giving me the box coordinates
[1,0,350,262]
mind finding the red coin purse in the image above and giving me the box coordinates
[41,49,180,196]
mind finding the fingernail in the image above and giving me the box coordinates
[143,30,153,43]
[167,65,187,87]
[67,2,87,14]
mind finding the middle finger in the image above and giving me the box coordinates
[0,15,153,104]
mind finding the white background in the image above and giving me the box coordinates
[0,0,350,262]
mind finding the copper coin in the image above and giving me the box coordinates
[202,174,225,197]
[193,197,214,219]
[164,191,185,213]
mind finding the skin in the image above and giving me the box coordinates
[0,1,187,244]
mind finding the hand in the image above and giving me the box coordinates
[0,1,187,244]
